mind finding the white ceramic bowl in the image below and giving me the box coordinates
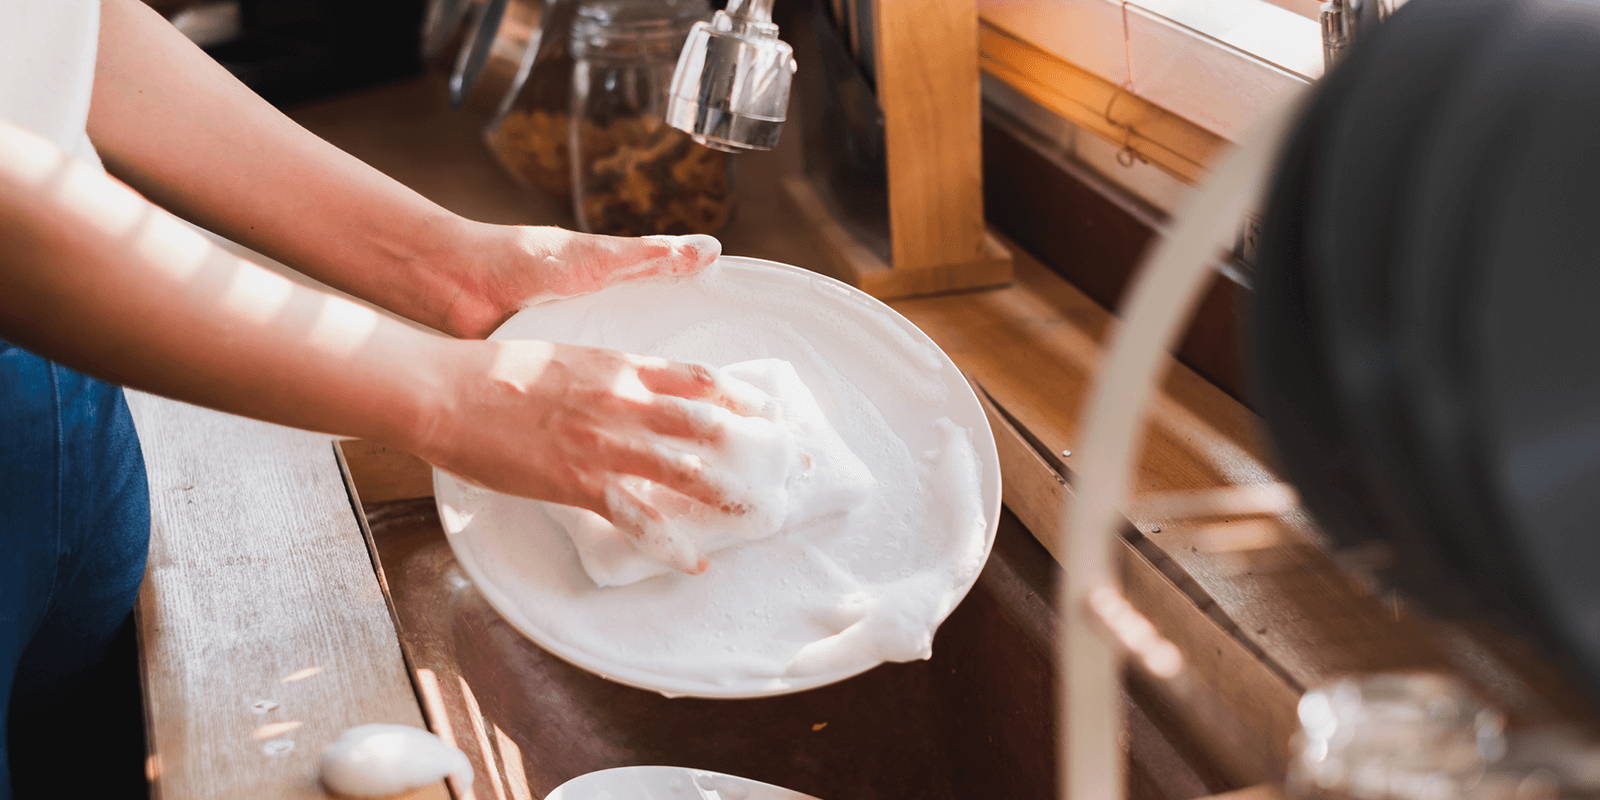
[546,766,820,800]
[433,256,1001,698]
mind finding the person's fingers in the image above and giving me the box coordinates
[523,228,722,304]
[635,394,726,445]
[603,478,706,575]
[599,433,741,513]
[578,232,721,285]
[635,359,773,418]
[635,358,718,400]
[718,377,781,420]
[642,233,721,276]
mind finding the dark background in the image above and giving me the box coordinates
[157,0,429,107]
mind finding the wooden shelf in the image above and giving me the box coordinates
[779,175,1014,300]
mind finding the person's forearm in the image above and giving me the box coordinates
[0,122,446,447]
[87,0,481,334]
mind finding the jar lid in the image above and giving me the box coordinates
[571,0,709,50]
[422,0,482,61]
[449,0,544,115]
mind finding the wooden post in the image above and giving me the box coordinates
[877,0,986,270]
[782,0,1013,300]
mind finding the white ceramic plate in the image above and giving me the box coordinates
[546,766,820,800]
[433,256,1002,698]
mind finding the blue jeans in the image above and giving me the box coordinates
[0,342,150,799]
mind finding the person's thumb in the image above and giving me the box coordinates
[631,233,721,277]
[528,229,723,301]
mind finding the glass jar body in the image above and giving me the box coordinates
[568,0,733,236]
[483,31,574,199]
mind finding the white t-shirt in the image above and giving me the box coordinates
[0,0,102,164]
[0,1,335,287]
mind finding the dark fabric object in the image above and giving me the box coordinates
[0,342,150,799]
[213,0,427,108]
[1253,0,1600,702]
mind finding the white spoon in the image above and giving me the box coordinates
[546,766,821,800]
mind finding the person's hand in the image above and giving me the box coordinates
[410,337,767,573]
[437,223,721,339]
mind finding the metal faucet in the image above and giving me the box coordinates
[1321,0,1406,68]
[664,0,797,152]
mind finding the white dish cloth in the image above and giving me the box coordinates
[543,358,877,587]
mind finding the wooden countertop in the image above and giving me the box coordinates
[131,77,1590,799]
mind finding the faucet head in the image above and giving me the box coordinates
[665,3,797,152]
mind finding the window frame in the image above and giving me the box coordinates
[978,0,1319,172]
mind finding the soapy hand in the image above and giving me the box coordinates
[413,338,771,573]
[439,223,721,339]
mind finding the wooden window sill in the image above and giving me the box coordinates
[978,0,1320,181]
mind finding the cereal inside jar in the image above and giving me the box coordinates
[483,19,575,199]
[568,0,732,236]
[487,107,573,197]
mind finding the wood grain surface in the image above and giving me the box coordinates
[130,396,447,799]
[778,175,1014,300]
[976,389,1300,783]
[874,0,989,271]
[980,117,1254,401]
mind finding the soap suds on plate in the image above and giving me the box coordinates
[547,358,876,587]
[435,257,997,697]
[319,724,471,798]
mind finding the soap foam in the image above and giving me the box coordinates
[438,260,993,694]
[546,358,876,587]
[607,390,795,574]
[319,724,471,798]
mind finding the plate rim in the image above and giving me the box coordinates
[546,765,822,799]
[433,254,1004,699]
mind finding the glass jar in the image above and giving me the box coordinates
[1288,673,1516,800]
[568,0,733,236]
[483,3,575,199]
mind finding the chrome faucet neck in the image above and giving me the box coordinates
[725,0,775,24]
[1321,0,1405,68]
[664,0,796,152]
